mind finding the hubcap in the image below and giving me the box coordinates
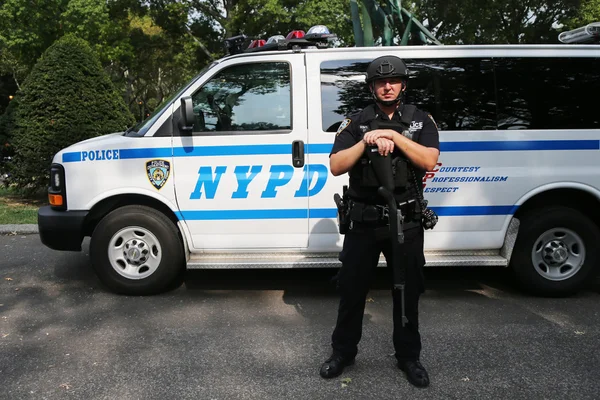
[108,227,162,280]
[531,228,585,281]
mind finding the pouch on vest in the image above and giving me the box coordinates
[352,158,382,188]
[392,157,408,188]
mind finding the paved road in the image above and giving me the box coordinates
[1,234,599,400]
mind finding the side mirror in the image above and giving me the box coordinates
[178,96,194,135]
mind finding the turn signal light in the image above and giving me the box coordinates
[49,194,63,206]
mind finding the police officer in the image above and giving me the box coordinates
[320,55,440,388]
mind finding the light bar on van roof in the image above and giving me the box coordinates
[558,22,600,44]
[224,25,337,55]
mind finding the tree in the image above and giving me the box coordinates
[413,0,581,44]
[227,0,355,46]
[11,34,135,191]
[563,0,600,28]
[0,0,68,89]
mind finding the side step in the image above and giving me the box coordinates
[187,250,508,269]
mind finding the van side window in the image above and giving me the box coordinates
[189,62,291,134]
[403,58,497,131]
[320,58,497,132]
[320,59,371,132]
[495,57,600,130]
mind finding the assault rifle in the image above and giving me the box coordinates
[366,145,409,327]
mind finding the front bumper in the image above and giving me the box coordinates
[38,206,88,251]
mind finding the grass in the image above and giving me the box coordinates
[0,185,46,224]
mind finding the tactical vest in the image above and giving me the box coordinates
[348,105,424,205]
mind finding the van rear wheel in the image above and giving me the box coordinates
[90,205,185,295]
[510,206,599,297]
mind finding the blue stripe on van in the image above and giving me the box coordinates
[172,144,291,157]
[176,205,519,220]
[429,205,519,216]
[308,140,600,154]
[62,152,82,162]
[61,139,599,162]
[439,140,599,152]
[119,147,172,159]
[176,209,308,220]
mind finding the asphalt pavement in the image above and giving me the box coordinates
[1,233,599,400]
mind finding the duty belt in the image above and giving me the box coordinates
[348,199,421,229]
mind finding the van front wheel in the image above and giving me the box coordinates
[90,205,185,295]
[510,206,599,296]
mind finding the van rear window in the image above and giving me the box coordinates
[320,56,600,131]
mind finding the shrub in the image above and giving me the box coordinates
[11,34,135,191]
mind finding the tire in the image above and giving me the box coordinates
[89,205,185,295]
[510,206,600,297]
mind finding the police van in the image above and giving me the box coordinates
[37,25,600,297]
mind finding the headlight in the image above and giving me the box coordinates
[51,169,61,190]
[48,164,66,210]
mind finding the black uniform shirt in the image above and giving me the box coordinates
[330,103,440,158]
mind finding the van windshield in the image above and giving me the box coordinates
[126,61,219,136]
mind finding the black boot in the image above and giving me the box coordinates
[398,360,430,387]
[320,353,355,379]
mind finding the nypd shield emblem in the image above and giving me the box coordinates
[146,159,170,190]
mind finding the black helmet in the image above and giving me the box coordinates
[366,55,409,83]
[365,55,409,106]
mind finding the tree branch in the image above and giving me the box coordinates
[185,24,214,60]
[11,68,21,91]
[193,1,226,26]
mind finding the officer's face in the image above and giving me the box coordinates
[372,78,403,102]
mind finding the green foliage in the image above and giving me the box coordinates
[227,0,355,46]
[580,0,600,22]
[0,0,69,87]
[414,0,581,44]
[11,34,135,191]
[564,0,600,27]
[0,0,597,145]
[0,185,43,224]
[121,13,201,120]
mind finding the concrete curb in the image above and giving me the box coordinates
[0,224,39,234]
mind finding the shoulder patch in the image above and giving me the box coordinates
[428,114,438,129]
[336,118,351,136]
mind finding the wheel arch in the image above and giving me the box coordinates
[501,182,600,264]
[513,182,600,227]
[82,193,191,257]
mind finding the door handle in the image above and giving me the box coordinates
[292,140,305,168]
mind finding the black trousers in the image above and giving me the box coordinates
[330,223,426,362]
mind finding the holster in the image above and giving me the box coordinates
[334,189,351,234]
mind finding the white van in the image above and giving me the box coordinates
[37,27,600,296]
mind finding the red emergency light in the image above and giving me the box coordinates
[286,30,305,40]
[248,39,266,48]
